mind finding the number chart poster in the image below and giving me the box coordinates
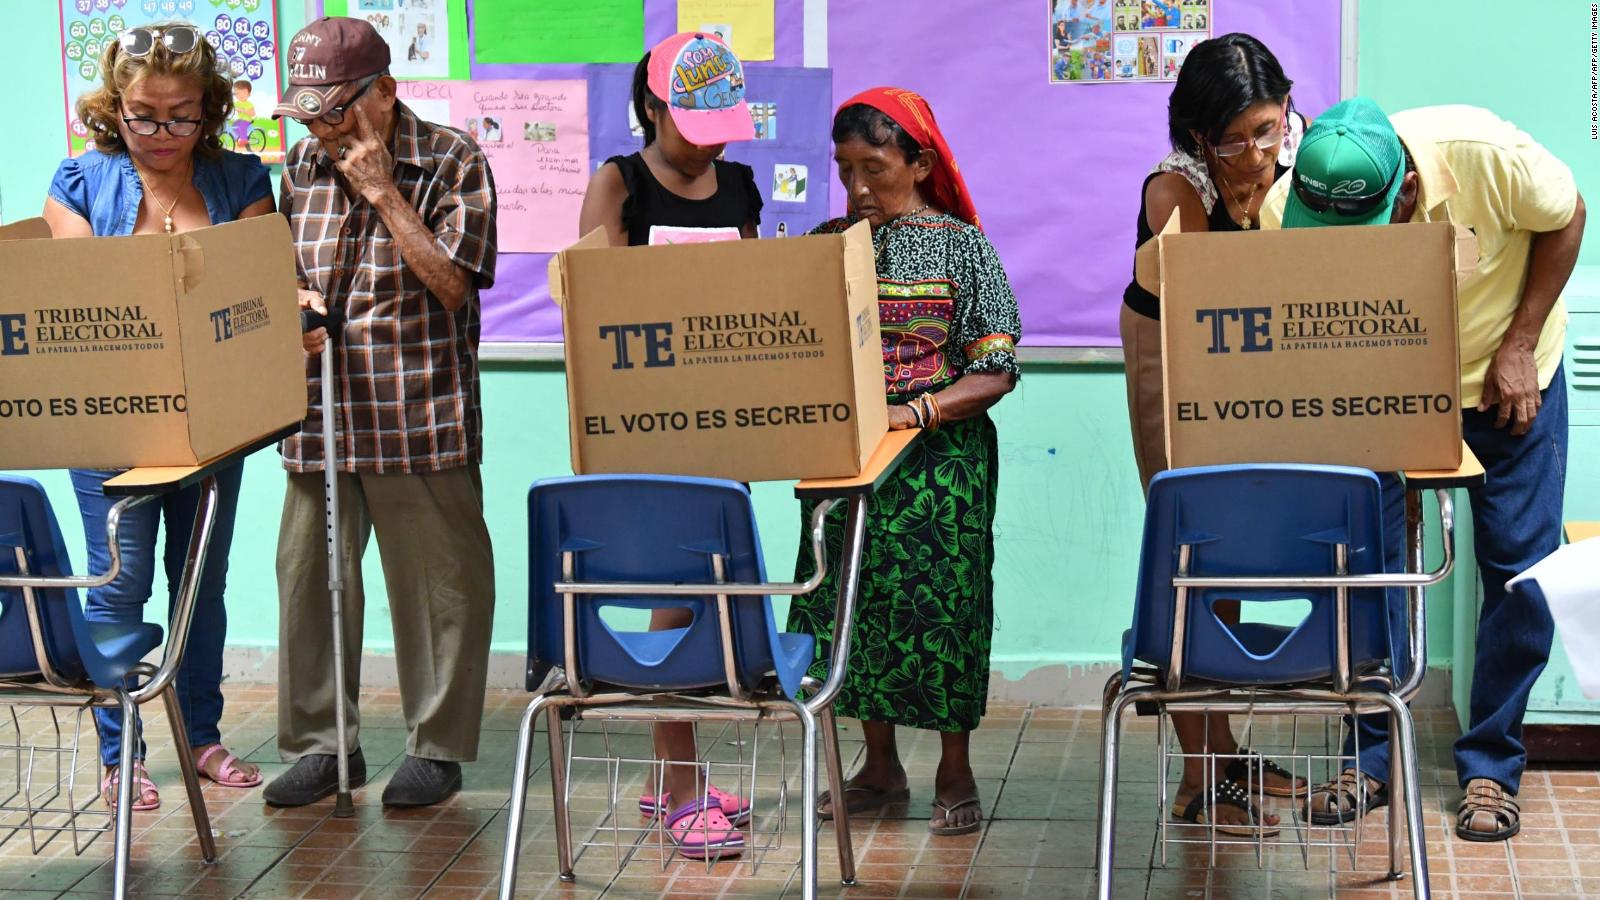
[1049,0,1211,84]
[59,0,286,164]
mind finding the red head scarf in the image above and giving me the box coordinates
[838,87,981,229]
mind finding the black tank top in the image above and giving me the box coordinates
[1122,162,1288,320]
[609,152,763,248]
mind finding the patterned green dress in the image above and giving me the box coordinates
[786,212,1022,732]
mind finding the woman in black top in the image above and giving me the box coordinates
[578,45,761,248]
[1121,32,1310,836]
[574,32,763,861]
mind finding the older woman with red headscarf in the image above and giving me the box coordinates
[787,88,1021,837]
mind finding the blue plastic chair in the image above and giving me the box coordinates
[1123,465,1395,687]
[502,474,857,898]
[1096,464,1458,900]
[0,476,217,896]
[524,474,813,700]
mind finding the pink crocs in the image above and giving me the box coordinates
[665,796,746,860]
[639,782,752,825]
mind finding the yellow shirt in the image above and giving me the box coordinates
[1261,105,1578,407]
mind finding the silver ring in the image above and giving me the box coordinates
[338,145,347,159]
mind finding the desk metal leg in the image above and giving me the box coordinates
[820,705,856,885]
[111,690,137,900]
[1096,688,1140,900]
[162,684,216,863]
[790,696,820,900]
[498,695,551,900]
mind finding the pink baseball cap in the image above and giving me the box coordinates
[646,32,755,146]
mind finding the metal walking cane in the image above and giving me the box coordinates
[302,303,355,818]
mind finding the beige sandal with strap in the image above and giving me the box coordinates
[1457,777,1520,842]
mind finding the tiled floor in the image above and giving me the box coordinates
[1,685,1597,898]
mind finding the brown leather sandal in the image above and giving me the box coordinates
[1457,777,1520,842]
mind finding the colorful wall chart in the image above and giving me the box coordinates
[59,0,287,163]
[1049,0,1212,84]
[396,79,590,252]
[323,0,470,80]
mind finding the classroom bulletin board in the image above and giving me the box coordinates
[288,0,1344,348]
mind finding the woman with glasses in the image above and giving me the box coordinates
[42,22,275,812]
[1119,32,1310,836]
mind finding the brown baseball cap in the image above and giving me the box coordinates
[272,17,391,121]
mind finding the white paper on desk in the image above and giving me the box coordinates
[1509,538,1600,698]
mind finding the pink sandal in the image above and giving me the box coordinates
[639,783,752,825]
[195,745,263,788]
[665,796,745,860]
[102,762,160,812]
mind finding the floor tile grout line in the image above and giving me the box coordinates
[417,793,512,899]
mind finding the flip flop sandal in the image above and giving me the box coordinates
[102,762,160,812]
[929,795,984,836]
[638,783,752,825]
[1457,778,1520,842]
[1305,769,1388,826]
[665,796,745,860]
[817,783,911,821]
[196,745,264,789]
[1225,747,1310,798]
[1171,779,1280,837]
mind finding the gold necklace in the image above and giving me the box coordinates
[1223,175,1261,229]
[874,204,930,265]
[133,163,188,234]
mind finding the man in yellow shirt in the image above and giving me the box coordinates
[1261,98,1586,843]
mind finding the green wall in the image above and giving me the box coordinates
[11,0,1589,687]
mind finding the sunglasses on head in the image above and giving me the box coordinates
[117,25,201,58]
[1290,164,1399,217]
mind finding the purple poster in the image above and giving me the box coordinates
[828,0,1341,346]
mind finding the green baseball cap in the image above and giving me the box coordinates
[1282,97,1405,229]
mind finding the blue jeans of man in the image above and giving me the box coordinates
[1348,365,1567,794]
[70,463,244,767]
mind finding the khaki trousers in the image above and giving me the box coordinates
[1120,304,1169,494]
[276,467,495,762]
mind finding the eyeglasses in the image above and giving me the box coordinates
[120,111,202,137]
[311,76,378,126]
[1212,121,1285,158]
[1289,164,1399,217]
[116,25,201,58]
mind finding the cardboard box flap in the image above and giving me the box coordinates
[548,227,611,307]
[1133,208,1183,295]
[1135,214,1478,296]
[175,232,206,294]
[170,216,304,460]
[0,218,53,242]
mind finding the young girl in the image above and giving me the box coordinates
[575,31,762,859]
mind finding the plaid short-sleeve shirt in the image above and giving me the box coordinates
[279,103,497,474]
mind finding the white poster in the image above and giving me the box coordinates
[356,0,449,80]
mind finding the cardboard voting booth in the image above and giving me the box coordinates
[0,215,305,470]
[1136,216,1474,471]
[551,223,889,482]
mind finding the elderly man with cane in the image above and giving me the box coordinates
[263,16,499,809]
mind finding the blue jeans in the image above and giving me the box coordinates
[1348,365,1567,794]
[70,463,244,767]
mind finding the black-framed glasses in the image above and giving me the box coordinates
[1290,165,1399,217]
[314,76,379,125]
[120,112,202,137]
[116,25,201,58]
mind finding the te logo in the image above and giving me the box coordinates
[1,314,29,356]
[1194,307,1273,354]
[598,322,675,370]
[209,308,233,343]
